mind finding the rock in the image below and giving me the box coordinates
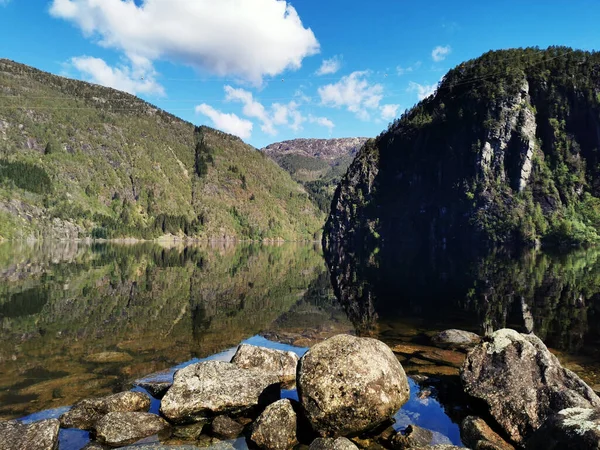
[461,329,600,444]
[251,399,298,450]
[82,443,110,450]
[309,437,359,450]
[431,330,481,350]
[389,425,453,449]
[211,415,244,439]
[160,361,280,424]
[460,416,514,450]
[526,407,600,450]
[95,412,171,447]
[60,391,151,430]
[391,343,465,368]
[231,344,299,383]
[0,419,60,450]
[172,421,206,440]
[297,334,410,437]
[137,381,172,399]
[410,446,467,450]
[84,351,133,363]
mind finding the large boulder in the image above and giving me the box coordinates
[60,391,150,430]
[251,399,298,450]
[461,329,600,444]
[460,416,514,450]
[0,419,60,450]
[231,344,299,383]
[160,361,280,424]
[309,437,358,450]
[94,412,171,447]
[431,329,481,350]
[526,407,600,450]
[297,334,410,437]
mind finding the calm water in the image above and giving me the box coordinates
[1,241,600,448]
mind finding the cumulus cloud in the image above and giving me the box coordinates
[318,71,384,120]
[50,0,320,85]
[380,104,399,121]
[408,81,437,100]
[316,56,342,76]
[70,56,164,95]
[432,45,451,62]
[195,104,253,139]
[308,115,334,132]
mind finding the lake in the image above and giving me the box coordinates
[1,241,600,448]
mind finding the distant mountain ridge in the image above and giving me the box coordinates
[263,137,369,212]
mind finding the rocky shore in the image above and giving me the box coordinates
[2,329,599,450]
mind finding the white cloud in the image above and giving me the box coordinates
[318,71,384,120]
[432,45,451,62]
[316,55,342,76]
[308,115,334,132]
[71,56,165,95]
[50,0,320,85]
[408,81,437,100]
[380,104,399,121]
[195,104,253,139]
[396,61,421,76]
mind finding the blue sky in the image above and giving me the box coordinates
[1,0,600,148]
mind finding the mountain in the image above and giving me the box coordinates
[263,138,368,212]
[325,47,600,261]
[0,59,324,241]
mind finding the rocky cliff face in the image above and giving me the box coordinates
[325,47,600,257]
[263,138,368,162]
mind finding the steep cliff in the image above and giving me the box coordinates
[325,47,600,255]
[263,138,368,212]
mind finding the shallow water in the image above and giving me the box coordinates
[1,241,600,448]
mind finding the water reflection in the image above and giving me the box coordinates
[0,241,352,420]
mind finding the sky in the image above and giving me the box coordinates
[1,1,600,149]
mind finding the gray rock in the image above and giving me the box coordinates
[172,421,206,440]
[460,416,514,450]
[82,443,110,450]
[95,412,171,447]
[431,329,481,350]
[60,391,151,430]
[160,361,280,424]
[309,437,359,450]
[526,407,600,450]
[137,381,172,399]
[211,415,244,439]
[461,329,600,445]
[231,344,299,383]
[390,425,452,449]
[251,399,298,450]
[0,419,60,450]
[297,334,410,437]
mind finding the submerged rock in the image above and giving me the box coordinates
[172,421,206,440]
[391,343,465,368]
[460,416,514,450]
[59,391,151,430]
[389,425,452,449]
[0,419,60,450]
[231,344,299,383]
[461,329,600,444]
[85,351,133,363]
[94,411,171,447]
[211,415,244,439]
[309,437,359,450]
[251,399,298,450]
[160,361,280,424]
[297,334,410,437]
[431,330,481,350]
[526,407,600,450]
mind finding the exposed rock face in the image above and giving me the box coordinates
[263,138,368,163]
[94,412,171,447]
[309,437,359,450]
[389,425,452,449]
[431,330,481,350]
[526,407,600,450]
[211,415,244,439]
[59,391,151,430]
[460,416,515,450]
[160,361,280,424]
[231,344,299,383]
[297,334,410,436]
[0,419,60,450]
[461,329,600,444]
[251,399,298,450]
